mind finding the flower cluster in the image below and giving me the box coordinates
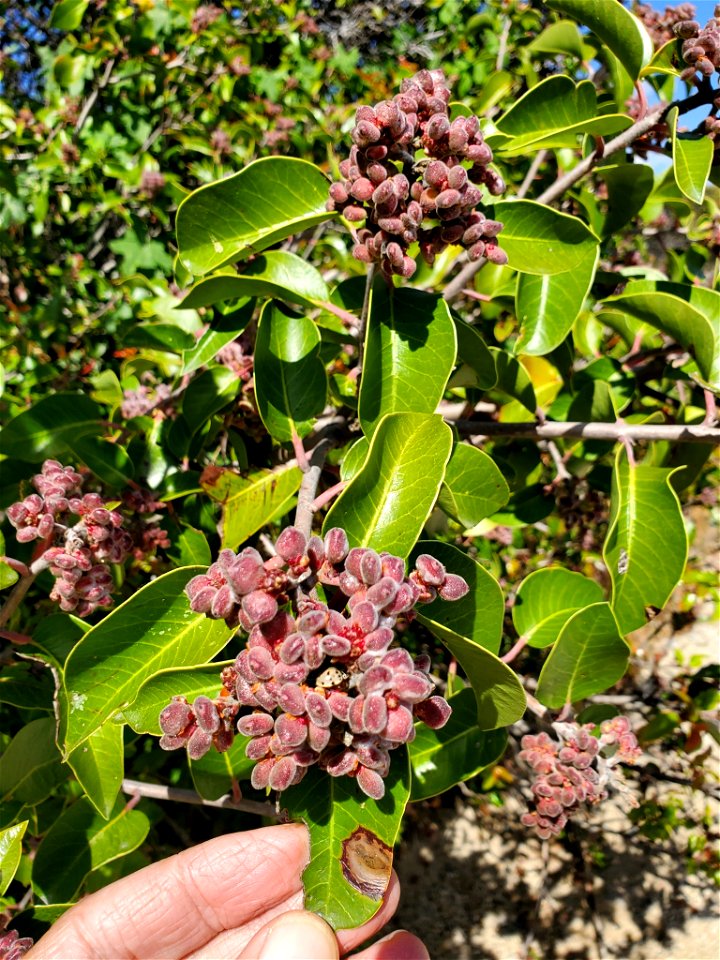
[633,2,697,48]
[326,68,506,279]
[519,717,642,839]
[160,525,468,800]
[6,460,169,617]
[121,376,173,420]
[675,6,720,79]
[0,929,33,960]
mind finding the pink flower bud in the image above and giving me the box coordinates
[237,712,275,737]
[363,694,388,734]
[357,765,385,800]
[305,691,332,728]
[194,696,220,734]
[276,682,306,715]
[439,573,469,600]
[187,727,213,760]
[324,527,349,564]
[414,696,451,729]
[242,590,278,625]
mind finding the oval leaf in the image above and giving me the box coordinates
[181,299,255,375]
[62,568,234,755]
[515,247,598,356]
[323,413,453,559]
[546,0,653,80]
[32,797,149,905]
[283,758,410,929]
[0,821,28,896]
[513,567,605,648]
[180,253,329,312]
[437,444,510,529]
[0,394,102,462]
[200,464,303,550]
[536,602,630,708]
[453,317,497,390]
[493,200,598,276]
[409,689,507,801]
[603,452,687,635]
[411,541,505,655]
[67,723,124,820]
[176,158,334,275]
[602,281,719,390]
[123,662,233,735]
[255,301,328,442]
[669,105,713,206]
[0,718,66,806]
[359,283,456,437]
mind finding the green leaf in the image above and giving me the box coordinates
[67,723,124,820]
[642,38,684,77]
[174,527,212,567]
[201,464,303,550]
[432,628,525,730]
[603,452,687,635]
[494,76,631,155]
[526,20,584,58]
[181,299,254,375]
[0,394,101,462]
[515,246,598,356]
[600,163,655,237]
[284,759,410,929]
[437,444,510,528]
[190,737,254,800]
[32,797,149,905]
[0,531,19,591]
[359,284,456,437]
[410,541,505,656]
[124,323,195,354]
[409,690,507,801]
[0,719,66,805]
[339,437,370,483]
[180,253,329,312]
[567,379,616,422]
[0,821,28,896]
[181,367,238,435]
[323,413,453,559]
[490,349,536,414]
[453,317,497,390]
[255,301,328,442]
[493,200,598,276]
[62,568,234,755]
[176,158,334,275]
[513,567,605,649]
[123,662,232,735]
[65,436,134,487]
[546,0,653,80]
[668,106,714,207]
[0,662,54,710]
[49,0,89,30]
[536,602,630,708]
[602,281,719,390]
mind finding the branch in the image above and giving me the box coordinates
[74,58,116,137]
[121,779,281,818]
[537,81,718,206]
[0,554,51,631]
[452,420,720,445]
[293,439,332,540]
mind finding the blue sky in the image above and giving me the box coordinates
[643,0,716,15]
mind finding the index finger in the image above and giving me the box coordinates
[28,823,309,960]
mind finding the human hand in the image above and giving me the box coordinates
[26,822,428,959]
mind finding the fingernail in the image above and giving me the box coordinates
[258,910,339,960]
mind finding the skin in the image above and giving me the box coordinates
[27,823,429,960]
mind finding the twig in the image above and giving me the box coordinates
[452,420,720,445]
[311,480,347,512]
[441,254,486,301]
[495,17,511,71]
[121,779,280,818]
[357,263,376,371]
[501,636,527,664]
[294,439,332,540]
[74,58,116,136]
[0,554,51,630]
[537,81,717,206]
[517,149,549,200]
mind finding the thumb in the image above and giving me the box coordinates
[241,909,340,960]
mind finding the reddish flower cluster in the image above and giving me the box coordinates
[675,6,720,79]
[519,717,641,839]
[327,68,506,279]
[121,377,173,419]
[6,460,169,617]
[0,929,33,960]
[160,525,468,800]
[633,2,697,48]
